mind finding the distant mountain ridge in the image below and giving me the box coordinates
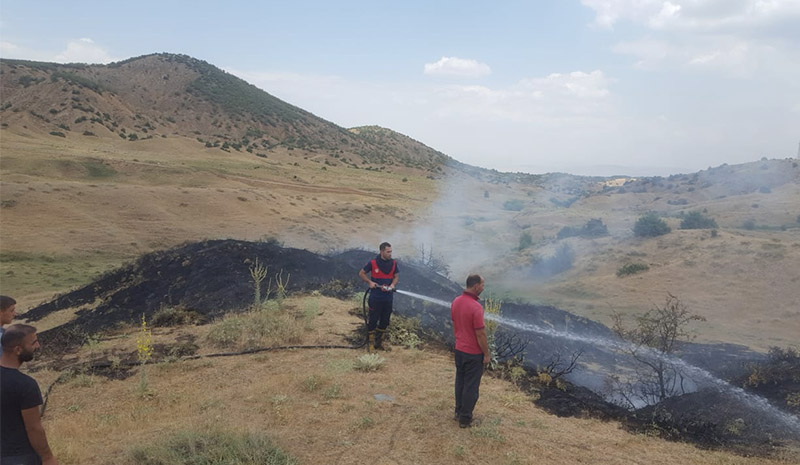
[0,53,449,172]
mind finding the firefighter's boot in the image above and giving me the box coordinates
[375,328,392,351]
[368,330,376,352]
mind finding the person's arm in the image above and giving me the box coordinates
[389,273,398,290]
[358,269,377,288]
[21,407,59,465]
[474,327,490,366]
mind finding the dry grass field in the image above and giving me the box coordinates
[3,54,799,465]
[26,295,800,464]
[2,125,799,350]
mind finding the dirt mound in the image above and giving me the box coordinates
[26,240,360,350]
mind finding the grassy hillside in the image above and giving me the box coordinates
[2,54,799,354]
[27,294,800,464]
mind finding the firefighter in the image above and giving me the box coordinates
[358,242,399,351]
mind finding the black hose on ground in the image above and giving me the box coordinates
[41,288,374,417]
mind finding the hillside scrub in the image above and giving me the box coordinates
[529,244,575,278]
[128,430,297,465]
[744,346,800,414]
[557,218,609,240]
[609,294,706,407]
[680,211,718,230]
[634,213,671,238]
[617,263,649,277]
[503,199,525,211]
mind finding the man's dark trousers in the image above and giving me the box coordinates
[368,299,392,331]
[454,350,484,425]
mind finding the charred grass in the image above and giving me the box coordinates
[27,295,798,465]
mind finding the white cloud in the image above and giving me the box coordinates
[53,38,118,64]
[581,0,800,32]
[520,70,613,99]
[0,38,118,64]
[423,56,491,77]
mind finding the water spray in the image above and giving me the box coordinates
[395,289,800,435]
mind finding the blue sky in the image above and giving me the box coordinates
[2,1,799,176]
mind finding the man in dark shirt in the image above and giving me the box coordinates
[1,324,59,465]
[358,242,399,351]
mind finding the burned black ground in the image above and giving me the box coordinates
[22,239,799,457]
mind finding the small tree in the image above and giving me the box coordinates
[609,293,705,407]
[680,211,718,229]
[633,213,671,237]
[414,244,450,277]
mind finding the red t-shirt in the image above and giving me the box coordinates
[451,291,485,355]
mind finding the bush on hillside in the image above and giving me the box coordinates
[633,213,670,238]
[518,232,533,250]
[530,244,575,277]
[503,199,525,211]
[617,263,649,277]
[679,211,718,230]
[557,218,609,240]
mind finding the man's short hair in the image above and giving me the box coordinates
[379,242,392,251]
[0,295,16,310]
[466,274,483,288]
[1,324,36,351]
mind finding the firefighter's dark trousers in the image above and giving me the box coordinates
[367,299,393,331]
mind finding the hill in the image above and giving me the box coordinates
[1,53,799,354]
[0,54,449,171]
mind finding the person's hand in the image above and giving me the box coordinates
[483,354,490,366]
[42,456,59,465]
[369,281,378,289]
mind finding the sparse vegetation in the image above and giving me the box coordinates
[609,294,706,407]
[680,211,718,230]
[354,353,385,371]
[529,244,575,277]
[128,430,297,465]
[634,213,671,238]
[518,231,533,250]
[557,218,608,239]
[205,304,301,350]
[617,263,649,277]
[503,199,525,211]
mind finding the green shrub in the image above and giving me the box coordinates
[49,131,66,138]
[518,231,533,250]
[354,353,385,372]
[530,244,574,277]
[633,213,670,237]
[128,430,297,465]
[617,263,650,277]
[680,211,718,229]
[742,219,756,230]
[388,315,423,349]
[557,218,608,239]
[503,199,525,211]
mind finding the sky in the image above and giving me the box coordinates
[1,0,799,176]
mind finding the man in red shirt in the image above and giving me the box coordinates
[450,274,490,428]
